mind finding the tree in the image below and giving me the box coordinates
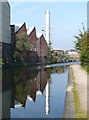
[14,32,31,63]
[16,32,31,51]
[48,46,51,59]
[74,24,89,68]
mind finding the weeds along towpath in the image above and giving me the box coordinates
[71,64,87,118]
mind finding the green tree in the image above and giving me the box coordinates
[48,46,51,59]
[51,56,57,63]
[74,24,89,69]
[16,32,31,51]
[14,32,31,63]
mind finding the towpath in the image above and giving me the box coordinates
[71,64,87,114]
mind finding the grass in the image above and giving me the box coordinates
[71,67,87,118]
[81,65,89,74]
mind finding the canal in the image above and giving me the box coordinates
[2,62,80,119]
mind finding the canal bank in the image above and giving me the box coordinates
[63,64,88,119]
[63,67,75,118]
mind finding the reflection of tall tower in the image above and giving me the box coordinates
[45,80,50,115]
[45,10,51,46]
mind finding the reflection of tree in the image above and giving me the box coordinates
[47,68,51,84]
[15,81,31,107]
[51,66,65,74]
[14,68,37,105]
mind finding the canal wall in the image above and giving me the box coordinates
[63,67,75,118]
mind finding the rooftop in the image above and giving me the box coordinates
[27,27,34,35]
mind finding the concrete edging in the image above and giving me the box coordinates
[63,67,75,118]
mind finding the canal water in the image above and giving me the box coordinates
[2,62,80,119]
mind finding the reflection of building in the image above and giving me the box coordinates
[11,68,48,106]
[29,69,48,102]
[37,69,48,94]
[2,66,51,118]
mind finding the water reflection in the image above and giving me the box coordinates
[2,65,68,119]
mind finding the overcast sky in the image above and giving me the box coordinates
[10,2,87,50]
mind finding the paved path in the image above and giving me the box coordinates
[71,64,87,114]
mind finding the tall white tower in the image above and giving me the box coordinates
[45,10,50,46]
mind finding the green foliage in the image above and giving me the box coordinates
[2,57,9,64]
[13,51,20,62]
[51,56,57,63]
[81,65,89,74]
[13,32,31,63]
[48,46,51,58]
[16,32,31,51]
[74,24,89,68]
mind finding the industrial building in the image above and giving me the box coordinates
[0,1,11,64]
[15,22,48,64]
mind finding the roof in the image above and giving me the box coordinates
[13,23,24,32]
[15,23,26,34]
[37,33,42,38]
[27,27,34,35]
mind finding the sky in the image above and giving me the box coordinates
[9,2,87,50]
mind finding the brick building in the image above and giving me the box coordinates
[16,23,27,34]
[15,23,48,64]
[15,23,37,64]
[37,33,48,63]
[27,27,37,52]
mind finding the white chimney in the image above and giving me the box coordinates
[45,10,50,45]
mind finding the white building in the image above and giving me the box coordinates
[0,0,11,44]
[67,49,78,55]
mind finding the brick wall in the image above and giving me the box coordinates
[28,27,38,52]
[40,35,48,63]
[19,51,38,64]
